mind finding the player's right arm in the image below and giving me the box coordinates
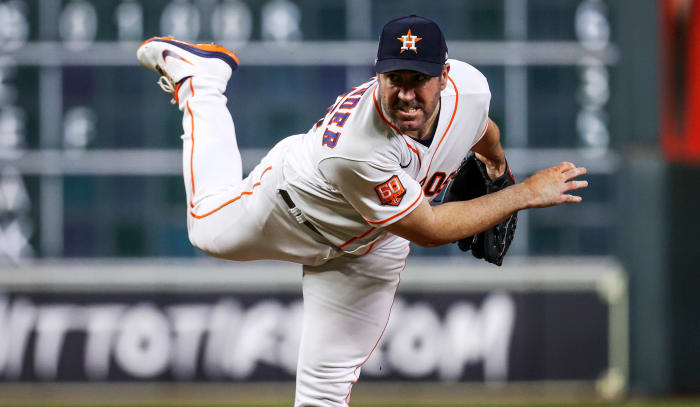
[384,162,588,247]
[471,117,506,180]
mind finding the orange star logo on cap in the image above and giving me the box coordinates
[396,28,422,54]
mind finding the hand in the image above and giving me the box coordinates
[473,152,506,180]
[520,162,588,208]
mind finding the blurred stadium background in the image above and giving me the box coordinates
[0,0,698,405]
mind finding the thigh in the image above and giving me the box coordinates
[187,160,335,265]
[294,245,407,407]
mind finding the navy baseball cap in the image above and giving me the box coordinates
[375,15,448,77]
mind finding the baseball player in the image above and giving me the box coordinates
[137,15,588,407]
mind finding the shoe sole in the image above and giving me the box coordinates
[138,36,239,72]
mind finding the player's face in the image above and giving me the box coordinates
[377,65,449,138]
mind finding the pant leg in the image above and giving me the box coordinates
[295,237,409,406]
[174,79,334,264]
[177,76,242,208]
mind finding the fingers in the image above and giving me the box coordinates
[558,164,587,204]
[526,162,589,208]
[563,166,587,180]
[556,161,576,171]
[565,179,588,191]
[562,194,582,203]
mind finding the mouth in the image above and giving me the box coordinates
[395,105,421,118]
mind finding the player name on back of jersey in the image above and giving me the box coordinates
[319,83,372,149]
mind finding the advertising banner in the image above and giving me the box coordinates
[0,261,627,396]
[0,290,608,383]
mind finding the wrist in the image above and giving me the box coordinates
[509,182,533,210]
[474,151,507,179]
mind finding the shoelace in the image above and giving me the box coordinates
[156,74,178,104]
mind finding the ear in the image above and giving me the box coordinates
[439,63,450,90]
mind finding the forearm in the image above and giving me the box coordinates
[386,183,529,248]
[384,162,588,248]
[423,184,525,246]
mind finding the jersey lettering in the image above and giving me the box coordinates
[320,86,369,149]
[423,172,447,197]
[322,128,341,148]
[329,112,350,127]
[314,92,350,129]
[350,87,368,97]
[375,176,406,206]
[439,171,457,194]
[421,170,456,197]
[315,103,335,129]
[339,97,360,110]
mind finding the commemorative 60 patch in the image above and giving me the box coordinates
[375,175,406,206]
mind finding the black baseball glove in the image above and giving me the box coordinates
[442,153,517,266]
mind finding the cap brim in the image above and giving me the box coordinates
[375,58,444,77]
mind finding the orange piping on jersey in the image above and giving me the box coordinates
[372,88,423,167]
[173,81,183,104]
[404,138,420,155]
[187,98,196,208]
[402,136,422,167]
[190,166,272,219]
[189,76,195,96]
[363,240,378,255]
[338,227,377,249]
[422,75,459,180]
[372,87,401,134]
[345,262,404,405]
[364,191,424,225]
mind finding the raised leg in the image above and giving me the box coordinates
[176,76,242,210]
[136,37,242,218]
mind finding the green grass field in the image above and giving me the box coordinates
[2,401,700,407]
[2,402,699,407]
[0,383,697,407]
[346,403,700,407]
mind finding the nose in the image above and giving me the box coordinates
[397,87,415,102]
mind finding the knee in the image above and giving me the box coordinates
[187,218,251,260]
[187,221,219,257]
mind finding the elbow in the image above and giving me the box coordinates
[418,242,442,248]
[400,222,450,248]
[410,236,445,248]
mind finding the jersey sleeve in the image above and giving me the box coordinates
[446,59,492,149]
[470,103,490,148]
[318,157,424,227]
[460,83,490,149]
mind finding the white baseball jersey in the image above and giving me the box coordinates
[283,59,491,255]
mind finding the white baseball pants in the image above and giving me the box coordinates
[174,77,409,406]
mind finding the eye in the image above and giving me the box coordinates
[387,74,400,84]
[414,74,429,83]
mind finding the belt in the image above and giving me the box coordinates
[278,189,325,238]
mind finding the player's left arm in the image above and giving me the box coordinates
[384,161,588,248]
[470,117,507,180]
